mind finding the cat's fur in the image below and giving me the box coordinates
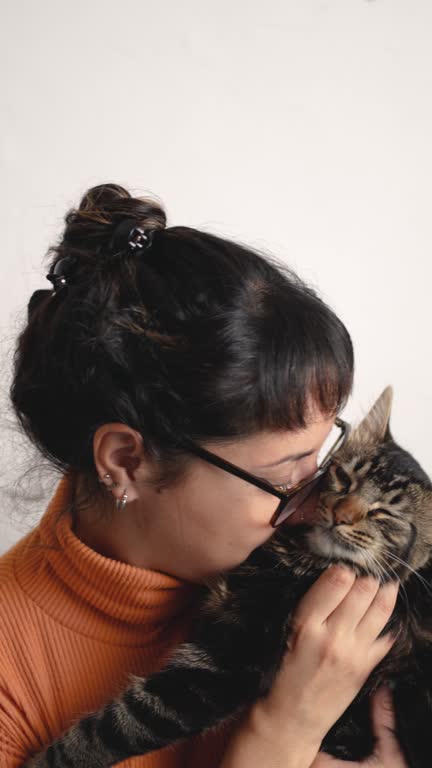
[26,387,432,767]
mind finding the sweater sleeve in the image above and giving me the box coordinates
[0,739,28,767]
[0,693,36,767]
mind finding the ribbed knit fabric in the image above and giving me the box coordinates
[0,472,236,766]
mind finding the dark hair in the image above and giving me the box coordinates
[10,183,354,512]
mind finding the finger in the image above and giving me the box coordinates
[366,630,398,671]
[356,580,399,642]
[311,688,403,768]
[293,565,356,626]
[325,576,380,633]
[370,685,404,763]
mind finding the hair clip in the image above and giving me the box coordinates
[46,255,78,294]
[109,218,155,254]
[45,219,155,295]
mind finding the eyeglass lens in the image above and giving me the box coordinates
[272,421,345,526]
[273,474,325,526]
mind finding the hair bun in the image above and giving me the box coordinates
[45,183,167,273]
[78,183,129,213]
[74,183,167,233]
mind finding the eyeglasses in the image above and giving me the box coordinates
[180,418,350,527]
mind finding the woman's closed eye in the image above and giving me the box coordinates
[259,456,317,491]
[274,481,294,492]
[256,474,294,491]
[269,477,295,491]
[272,461,317,490]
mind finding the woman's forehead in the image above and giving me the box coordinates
[209,414,335,468]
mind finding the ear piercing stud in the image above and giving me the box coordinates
[98,473,128,511]
[98,473,120,491]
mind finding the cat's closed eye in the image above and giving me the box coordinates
[330,464,351,491]
[367,508,382,518]
[367,507,398,519]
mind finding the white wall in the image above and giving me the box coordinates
[1,0,431,551]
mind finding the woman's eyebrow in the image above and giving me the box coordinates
[255,448,315,469]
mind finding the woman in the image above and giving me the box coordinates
[2,183,405,767]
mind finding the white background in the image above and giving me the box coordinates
[1,0,431,552]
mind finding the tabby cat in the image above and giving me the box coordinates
[25,387,432,767]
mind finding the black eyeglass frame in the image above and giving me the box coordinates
[180,418,350,527]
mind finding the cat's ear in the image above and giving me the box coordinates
[352,386,394,445]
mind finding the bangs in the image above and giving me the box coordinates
[255,338,353,432]
[254,292,353,432]
[210,278,354,440]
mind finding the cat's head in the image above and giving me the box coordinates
[290,387,432,582]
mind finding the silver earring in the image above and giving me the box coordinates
[98,473,120,492]
[116,488,128,512]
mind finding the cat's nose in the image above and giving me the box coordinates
[332,495,368,526]
[334,516,353,526]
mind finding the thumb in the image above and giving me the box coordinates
[370,684,404,765]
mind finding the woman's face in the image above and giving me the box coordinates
[89,412,337,583]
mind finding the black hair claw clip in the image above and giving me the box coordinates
[46,255,77,294]
[109,218,155,253]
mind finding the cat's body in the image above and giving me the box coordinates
[26,388,432,767]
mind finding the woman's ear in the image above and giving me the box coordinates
[93,423,147,504]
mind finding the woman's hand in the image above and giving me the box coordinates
[311,684,407,767]
[249,564,400,759]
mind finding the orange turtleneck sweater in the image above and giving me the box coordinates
[0,472,236,766]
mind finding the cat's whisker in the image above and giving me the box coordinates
[370,551,410,612]
[361,548,387,583]
[381,548,432,601]
[360,548,402,600]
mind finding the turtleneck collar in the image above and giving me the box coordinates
[14,472,202,646]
